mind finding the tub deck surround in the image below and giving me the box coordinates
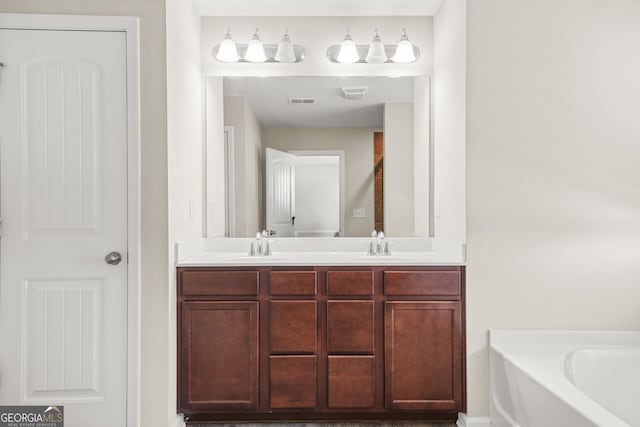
[176,237,466,424]
[489,330,640,427]
[175,237,466,266]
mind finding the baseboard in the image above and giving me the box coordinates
[457,413,492,427]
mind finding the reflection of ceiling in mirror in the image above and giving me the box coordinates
[223,76,414,128]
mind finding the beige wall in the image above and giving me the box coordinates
[384,103,415,236]
[466,0,640,418]
[224,96,263,236]
[433,0,467,241]
[0,2,168,427]
[244,99,264,233]
[262,128,376,237]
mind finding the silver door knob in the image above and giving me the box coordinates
[105,251,122,265]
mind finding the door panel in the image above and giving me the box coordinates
[327,356,375,409]
[327,300,374,354]
[269,301,317,353]
[384,301,462,411]
[0,29,128,427]
[269,355,317,409]
[181,302,259,411]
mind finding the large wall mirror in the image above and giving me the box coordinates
[206,75,430,238]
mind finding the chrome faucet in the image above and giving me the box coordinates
[367,230,390,256]
[249,231,272,256]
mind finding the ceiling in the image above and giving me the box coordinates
[193,0,444,17]
[223,76,414,128]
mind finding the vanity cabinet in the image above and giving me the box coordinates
[177,266,465,423]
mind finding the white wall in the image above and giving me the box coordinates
[413,76,431,237]
[433,0,466,241]
[466,0,640,418]
[201,16,433,77]
[384,102,414,236]
[262,127,376,237]
[166,1,203,426]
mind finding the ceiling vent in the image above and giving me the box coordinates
[288,98,315,104]
[341,87,369,100]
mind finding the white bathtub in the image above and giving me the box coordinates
[489,330,640,427]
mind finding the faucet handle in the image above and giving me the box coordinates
[371,229,378,238]
[378,231,385,239]
[368,241,377,256]
[383,240,391,256]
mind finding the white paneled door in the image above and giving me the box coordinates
[0,29,128,426]
[265,148,296,237]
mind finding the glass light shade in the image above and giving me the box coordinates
[336,34,360,64]
[391,30,416,63]
[245,30,267,63]
[215,31,240,62]
[365,30,387,63]
[275,33,296,63]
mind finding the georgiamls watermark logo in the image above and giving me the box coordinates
[0,406,63,427]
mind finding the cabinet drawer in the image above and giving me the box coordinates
[270,271,317,295]
[180,271,259,296]
[384,271,461,296]
[327,271,374,296]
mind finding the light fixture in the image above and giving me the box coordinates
[215,28,240,63]
[212,28,305,63]
[326,28,419,64]
[275,28,296,63]
[365,29,387,63]
[336,29,360,64]
[244,28,267,63]
[391,28,416,63]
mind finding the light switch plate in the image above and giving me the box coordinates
[353,208,366,218]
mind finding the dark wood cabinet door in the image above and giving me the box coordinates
[384,301,463,411]
[180,301,259,412]
[270,300,317,353]
[327,300,374,354]
[327,356,375,409]
[269,355,318,409]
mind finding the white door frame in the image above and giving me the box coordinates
[223,126,235,237]
[0,13,141,427]
[289,150,345,237]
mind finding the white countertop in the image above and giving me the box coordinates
[175,237,466,267]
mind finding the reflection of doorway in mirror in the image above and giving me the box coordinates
[266,149,345,237]
[374,132,384,232]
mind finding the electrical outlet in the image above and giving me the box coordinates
[353,208,366,218]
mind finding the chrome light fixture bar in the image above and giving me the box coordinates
[327,28,420,64]
[213,28,305,63]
